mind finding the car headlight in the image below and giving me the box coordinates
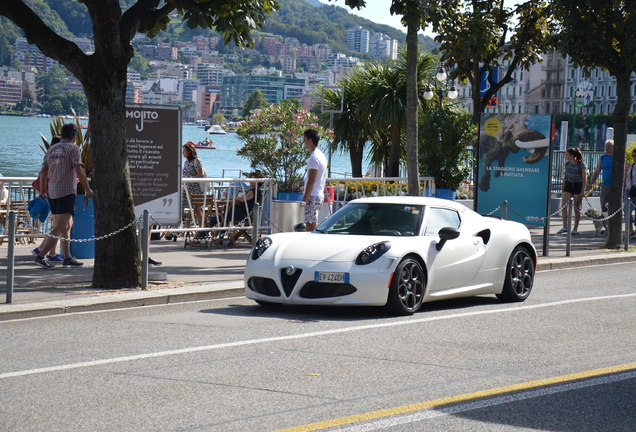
[251,237,273,260]
[355,241,391,265]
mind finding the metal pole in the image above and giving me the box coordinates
[566,198,573,257]
[5,211,16,303]
[502,200,508,220]
[141,210,149,290]
[328,113,333,177]
[252,203,260,247]
[624,198,630,251]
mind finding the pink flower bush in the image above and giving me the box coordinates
[236,103,332,193]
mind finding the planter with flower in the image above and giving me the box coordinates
[236,102,332,200]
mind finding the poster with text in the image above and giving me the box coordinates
[476,113,551,226]
[126,104,182,225]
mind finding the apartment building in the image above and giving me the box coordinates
[219,74,307,118]
[346,26,370,53]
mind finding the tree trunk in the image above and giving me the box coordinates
[605,69,630,249]
[405,11,419,195]
[471,65,482,124]
[349,141,364,178]
[83,70,141,287]
[388,124,402,177]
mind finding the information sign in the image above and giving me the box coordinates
[125,104,182,225]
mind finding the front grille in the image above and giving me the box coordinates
[299,282,356,299]
[280,268,302,297]
[248,277,281,297]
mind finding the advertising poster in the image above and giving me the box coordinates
[126,104,182,225]
[476,114,551,226]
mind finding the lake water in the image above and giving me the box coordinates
[0,115,359,178]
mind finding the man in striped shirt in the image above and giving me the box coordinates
[34,123,93,269]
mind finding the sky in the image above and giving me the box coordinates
[317,0,523,37]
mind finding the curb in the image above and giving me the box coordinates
[0,281,244,322]
[537,251,636,271]
[2,252,636,322]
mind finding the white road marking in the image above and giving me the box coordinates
[328,371,636,432]
[1,293,634,380]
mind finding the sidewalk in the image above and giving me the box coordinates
[1,216,635,321]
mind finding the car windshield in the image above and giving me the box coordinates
[316,203,423,236]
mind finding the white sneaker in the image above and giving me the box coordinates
[556,227,568,234]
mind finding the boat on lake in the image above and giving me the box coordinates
[185,139,216,149]
[205,124,227,135]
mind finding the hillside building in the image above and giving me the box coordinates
[219,74,307,119]
[346,26,370,53]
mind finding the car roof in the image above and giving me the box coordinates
[350,195,467,210]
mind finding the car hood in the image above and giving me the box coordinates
[267,232,401,262]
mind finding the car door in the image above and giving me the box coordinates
[424,207,486,291]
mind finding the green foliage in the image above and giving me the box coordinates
[418,107,475,190]
[129,54,150,75]
[428,0,550,120]
[35,66,68,103]
[236,103,332,192]
[550,1,636,74]
[0,17,21,66]
[46,0,92,37]
[242,89,270,118]
[212,113,226,125]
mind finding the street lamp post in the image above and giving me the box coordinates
[422,68,459,196]
[423,68,459,108]
[321,86,344,177]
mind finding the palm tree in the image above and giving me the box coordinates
[320,70,372,177]
[358,51,438,178]
[358,62,404,177]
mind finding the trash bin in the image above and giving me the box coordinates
[271,200,305,233]
[70,195,95,259]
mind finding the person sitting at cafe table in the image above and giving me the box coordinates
[209,171,263,228]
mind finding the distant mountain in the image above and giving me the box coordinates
[264,0,437,53]
[0,0,437,67]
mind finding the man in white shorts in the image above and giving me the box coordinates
[301,129,327,231]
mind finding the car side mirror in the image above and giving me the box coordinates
[436,226,460,251]
[293,222,307,232]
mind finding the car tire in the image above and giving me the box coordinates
[386,258,425,315]
[498,245,534,302]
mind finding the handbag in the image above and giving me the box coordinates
[199,166,208,192]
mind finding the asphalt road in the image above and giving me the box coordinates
[0,262,634,432]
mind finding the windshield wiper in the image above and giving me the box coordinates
[314,229,328,234]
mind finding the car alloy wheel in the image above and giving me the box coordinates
[498,246,534,302]
[387,258,425,315]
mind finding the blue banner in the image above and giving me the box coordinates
[480,67,498,107]
[476,114,551,226]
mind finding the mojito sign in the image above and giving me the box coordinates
[126,104,182,225]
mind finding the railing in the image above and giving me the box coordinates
[551,150,603,196]
[327,176,436,204]
[0,177,276,244]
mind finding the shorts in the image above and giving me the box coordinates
[49,194,76,215]
[304,196,323,225]
[563,181,582,195]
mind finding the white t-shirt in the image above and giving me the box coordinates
[304,147,327,197]
[0,186,7,203]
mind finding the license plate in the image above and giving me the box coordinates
[315,271,349,284]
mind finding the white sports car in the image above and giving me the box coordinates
[244,196,537,315]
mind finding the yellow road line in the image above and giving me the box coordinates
[274,362,636,432]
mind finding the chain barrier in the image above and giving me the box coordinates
[581,205,624,223]
[45,217,138,243]
[484,197,624,225]
[485,205,501,216]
